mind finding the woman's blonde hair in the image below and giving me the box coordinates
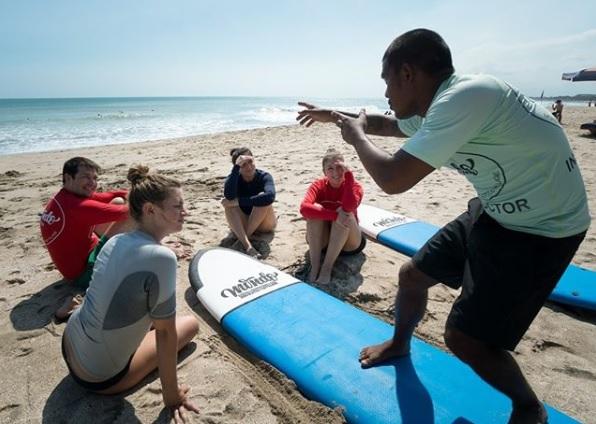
[322,148,344,169]
[127,165,181,221]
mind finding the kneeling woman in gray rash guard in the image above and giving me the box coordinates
[62,165,200,422]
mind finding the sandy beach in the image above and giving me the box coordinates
[0,107,594,423]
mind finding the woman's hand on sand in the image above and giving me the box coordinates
[167,384,199,423]
[331,109,368,146]
[221,198,239,208]
[296,102,335,127]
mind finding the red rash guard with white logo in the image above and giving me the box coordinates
[40,188,129,280]
[299,171,363,221]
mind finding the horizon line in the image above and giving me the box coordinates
[1,93,595,102]
[0,95,389,101]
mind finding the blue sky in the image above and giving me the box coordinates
[1,0,595,99]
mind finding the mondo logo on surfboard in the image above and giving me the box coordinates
[373,215,411,228]
[189,248,300,322]
[358,204,415,238]
[220,271,280,299]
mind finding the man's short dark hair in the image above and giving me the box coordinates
[383,29,454,78]
[62,157,101,184]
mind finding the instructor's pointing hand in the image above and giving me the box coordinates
[331,109,368,146]
[296,102,335,127]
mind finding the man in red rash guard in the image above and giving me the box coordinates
[40,157,132,319]
[300,149,366,284]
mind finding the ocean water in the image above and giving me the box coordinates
[0,97,388,155]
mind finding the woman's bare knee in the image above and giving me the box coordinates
[255,206,277,232]
[177,315,199,347]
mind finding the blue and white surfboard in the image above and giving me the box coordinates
[358,203,596,311]
[188,247,578,423]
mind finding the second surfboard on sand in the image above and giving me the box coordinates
[357,203,596,311]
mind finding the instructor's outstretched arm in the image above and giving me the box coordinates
[297,102,407,137]
[333,109,434,194]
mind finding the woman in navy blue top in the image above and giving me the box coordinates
[222,147,276,258]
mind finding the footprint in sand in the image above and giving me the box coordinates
[3,170,22,178]
[0,404,20,419]
[531,339,572,354]
[0,226,13,239]
[14,347,33,358]
[349,292,383,303]
[16,330,45,341]
[553,365,596,381]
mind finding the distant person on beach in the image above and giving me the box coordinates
[297,28,589,424]
[40,157,134,320]
[222,147,276,258]
[299,148,365,284]
[62,165,200,422]
[552,99,563,123]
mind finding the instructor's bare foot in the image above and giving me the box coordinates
[508,403,547,424]
[359,339,410,368]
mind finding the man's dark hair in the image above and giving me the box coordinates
[230,147,253,165]
[383,28,454,78]
[62,157,101,184]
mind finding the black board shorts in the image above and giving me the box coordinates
[321,233,367,257]
[412,198,586,350]
[340,233,367,256]
[61,336,132,391]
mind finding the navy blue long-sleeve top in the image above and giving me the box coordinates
[224,166,276,215]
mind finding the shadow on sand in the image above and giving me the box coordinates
[42,343,196,424]
[10,279,82,331]
[219,230,275,259]
[290,250,367,300]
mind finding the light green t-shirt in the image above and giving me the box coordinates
[399,74,590,238]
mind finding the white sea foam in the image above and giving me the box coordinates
[0,97,388,155]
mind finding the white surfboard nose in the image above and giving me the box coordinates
[188,247,300,322]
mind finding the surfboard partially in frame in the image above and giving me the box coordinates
[358,203,596,311]
[188,247,578,423]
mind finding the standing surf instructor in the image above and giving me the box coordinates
[297,28,590,424]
